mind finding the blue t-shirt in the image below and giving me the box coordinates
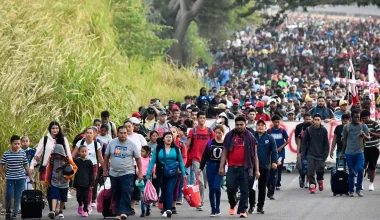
[21,147,35,176]
[268,128,289,159]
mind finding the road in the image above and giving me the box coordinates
[30,172,380,220]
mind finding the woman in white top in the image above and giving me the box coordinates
[30,121,72,212]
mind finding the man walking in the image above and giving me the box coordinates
[301,114,330,194]
[219,116,259,218]
[103,126,143,219]
[339,110,370,197]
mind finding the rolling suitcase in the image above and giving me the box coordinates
[330,158,349,196]
[21,182,44,219]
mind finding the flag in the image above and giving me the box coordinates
[348,58,359,106]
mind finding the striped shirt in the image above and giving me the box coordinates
[365,121,380,148]
[0,150,27,179]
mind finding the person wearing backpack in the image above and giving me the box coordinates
[266,115,289,199]
[71,127,104,212]
[146,132,187,218]
[339,110,370,197]
[360,110,380,191]
[186,111,215,211]
[308,96,335,122]
[301,114,330,194]
[101,110,117,138]
[149,111,172,137]
[197,125,225,217]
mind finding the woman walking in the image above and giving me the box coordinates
[146,132,186,218]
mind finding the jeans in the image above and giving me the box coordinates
[191,160,204,206]
[140,178,151,212]
[160,175,178,211]
[173,175,182,201]
[345,153,364,193]
[186,167,194,185]
[110,174,134,216]
[251,169,269,208]
[206,162,222,214]
[267,168,277,196]
[76,187,89,212]
[88,165,98,204]
[276,158,284,187]
[226,166,249,214]
[5,178,25,215]
[307,158,325,186]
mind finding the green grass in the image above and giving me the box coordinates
[0,0,202,202]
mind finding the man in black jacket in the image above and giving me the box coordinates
[301,114,329,194]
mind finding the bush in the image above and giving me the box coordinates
[0,0,202,202]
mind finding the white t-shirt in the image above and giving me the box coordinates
[106,121,116,137]
[97,135,112,145]
[76,140,101,165]
[128,133,147,151]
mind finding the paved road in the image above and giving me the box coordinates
[29,172,380,220]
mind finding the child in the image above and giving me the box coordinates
[0,135,34,220]
[45,144,77,219]
[97,124,112,146]
[21,136,36,190]
[74,146,94,217]
[137,146,155,217]
[267,115,289,199]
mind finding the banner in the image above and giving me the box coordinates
[206,119,380,165]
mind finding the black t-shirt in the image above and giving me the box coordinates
[294,122,304,142]
[334,124,344,152]
[168,120,182,128]
[199,139,224,170]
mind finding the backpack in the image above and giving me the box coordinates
[155,146,180,171]
[153,122,172,133]
[72,131,86,151]
[191,127,213,145]
[80,139,99,166]
[311,107,333,119]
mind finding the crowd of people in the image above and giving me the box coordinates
[1,13,380,220]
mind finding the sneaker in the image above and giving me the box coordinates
[140,212,145,217]
[309,184,316,194]
[349,192,354,197]
[176,199,183,205]
[49,211,55,219]
[304,181,309,188]
[369,183,375,191]
[161,212,167,217]
[78,205,83,215]
[87,206,92,214]
[269,195,275,200]
[146,208,151,217]
[239,212,248,218]
[5,210,11,220]
[275,186,280,190]
[216,211,221,215]
[91,201,96,207]
[171,207,177,214]
[152,202,157,207]
[130,209,135,216]
[166,210,172,218]
[299,177,305,188]
[256,207,264,214]
[58,212,64,218]
[356,190,364,197]
[229,206,237,215]
[81,212,89,217]
[120,214,128,219]
[210,213,216,217]
[114,216,121,220]
[248,206,254,214]
[318,181,324,191]
[67,191,72,199]
[196,206,203,211]
[11,214,16,220]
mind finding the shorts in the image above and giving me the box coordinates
[364,147,380,171]
[50,186,68,202]
[131,174,141,201]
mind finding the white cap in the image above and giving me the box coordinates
[269,98,277,104]
[253,71,258,76]
[293,78,299,83]
[240,90,247,96]
[262,96,270,102]
[129,117,141,124]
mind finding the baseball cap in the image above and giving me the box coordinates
[147,108,155,114]
[215,103,226,109]
[178,124,188,133]
[132,112,141,118]
[158,110,167,116]
[240,90,247,96]
[255,101,265,108]
[269,98,277,104]
[339,100,348,106]
[257,119,266,125]
[129,117,141,125]
[232,99,240,105]
[287,111,294,115]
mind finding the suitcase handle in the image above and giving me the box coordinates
[26,181,38,198]
[336,157,347,172]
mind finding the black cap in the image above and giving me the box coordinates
[178,124,188,133]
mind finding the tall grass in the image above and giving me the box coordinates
[0,0,202,203]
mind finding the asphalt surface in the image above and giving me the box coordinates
[21,172,380,220]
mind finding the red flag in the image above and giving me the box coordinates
[348,58,359,106]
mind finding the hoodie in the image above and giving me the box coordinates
[254,132,278,170]
[301,125,329,161]
[45,144,77,188]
